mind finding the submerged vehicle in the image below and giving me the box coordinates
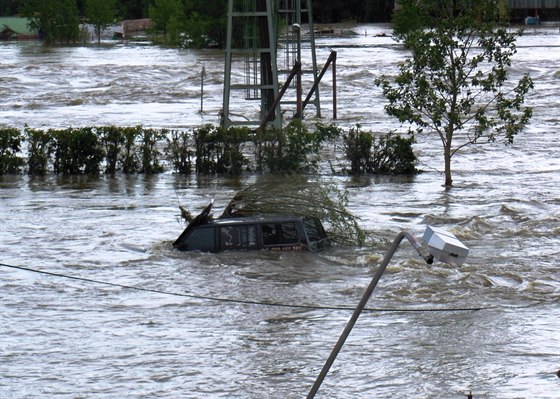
[173,200,329,252]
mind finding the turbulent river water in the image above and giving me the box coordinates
[1,24,559,398]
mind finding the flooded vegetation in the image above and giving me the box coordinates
[1,24,559,398]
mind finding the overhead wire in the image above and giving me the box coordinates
[0,262,484,313]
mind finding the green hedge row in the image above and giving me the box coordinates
[0,123,418,176]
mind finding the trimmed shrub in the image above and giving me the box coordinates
[194,124,219,174]
[343,125,418,175]
[371,132,418,175]
[217,126,250,175]
[140,128,166,174]
[315,122,343,141]
[26,126,53,175]
[257,120,330,173]
[121,126,142,173]
[343,125,373,174]
[194,125,249,175]
[166,129,193,174]
[0,128,25,174]
[51,127,103,175]
[98,126,125,174]
[7,123,418,177]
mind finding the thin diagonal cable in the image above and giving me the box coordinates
[0,262,484,312]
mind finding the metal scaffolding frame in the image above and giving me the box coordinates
[222,0,320,129]
[223,0,281,129]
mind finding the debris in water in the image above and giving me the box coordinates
[220,177,367,247]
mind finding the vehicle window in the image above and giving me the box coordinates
[219,225,258,250]
[261,223,298,246]
[184,227,215,251]
[303,218,327,241]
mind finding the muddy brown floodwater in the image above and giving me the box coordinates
[1,24,559,398]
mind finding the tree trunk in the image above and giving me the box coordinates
[444,147,453,188]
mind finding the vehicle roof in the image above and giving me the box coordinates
[203,215,311,226]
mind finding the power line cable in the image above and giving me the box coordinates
[0,262,484,313]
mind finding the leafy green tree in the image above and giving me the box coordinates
[1,0,20,16]
[86,0,118,44]
[19,0,80,44]
[118,0,148,19]
[376,0,533,188]
[144,0,227,48]
[184,0,226,48]
[148,0,183,36]
[183,11,211,48]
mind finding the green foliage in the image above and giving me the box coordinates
[183,12,210,48]
[98,125,125,174]
[257,120,330,173]
[86,0,118,44]
[194,124,219,174]
[376,0,533,187]
[51,127,104,175]
[343,125,417,175]
[143,0,227,47]
[120,126,142,173]
[148,0,183,36]
[343,125,372,174]
[7,0,393,24]
[194,125,249,175]
[165,14,182,46]
[0,128,25,175]
[183,11,226,48]
[165,129,193,174]
[1,1,20,16]
[202,13,226,48]
[370,132,417,175]
[184,0,226,48]
[20,0,80,44]
[5,123,416,178]
[20,125,164,175]
[116,0,148,19]
[390,0,431,38]
[140,128,166,173]
[218,126,250,175]
[221,177,367,247]
[315,123,343,142]
[25,126,53,175]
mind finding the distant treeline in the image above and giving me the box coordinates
[0,0,396,23]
